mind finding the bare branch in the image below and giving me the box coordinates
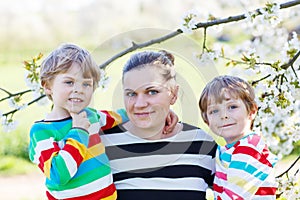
[2,94,46,117]
[281,50,300,70]
[276,154,300,178]
[99,30,182,69]
[0,89,32,102]
[99,0,300,69]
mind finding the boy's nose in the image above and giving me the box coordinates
[73,84,83,93]
[221,110,228,119]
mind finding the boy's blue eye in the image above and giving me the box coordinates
[229,105,238,109]
[65,81,73,85]
[83,82,92,87]
[209,109,218,114]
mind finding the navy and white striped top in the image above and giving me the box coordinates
[101,123,217,200]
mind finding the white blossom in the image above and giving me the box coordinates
[24,71,40,92]
[98,69,111,91]
[8,97,19,109]
[289,31,300,48]
[194,51,219,66]
[32,91,49,106]
[179,9,200,34]
[8,97,26,110]
[1,117,18,132]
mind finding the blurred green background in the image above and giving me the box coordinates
[0,0,298,177]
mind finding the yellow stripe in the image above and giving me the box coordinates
[44,152,57,178]
[85,143,105,160]
[68,138,87,157]
[228,175,258,194]
[101,191,117,200]
[107,111,123,127]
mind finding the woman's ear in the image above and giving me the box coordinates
[170,85,179,105]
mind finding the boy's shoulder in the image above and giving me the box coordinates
[235,133,278,165]
[236,132,265,150]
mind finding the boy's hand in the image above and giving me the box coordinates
[70,111,90,131]
[163,110,178,134]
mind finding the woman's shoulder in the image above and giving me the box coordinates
[181,122,215,142]
[101,123,126,134]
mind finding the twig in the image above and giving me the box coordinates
[2,94,46,117]
[0,89,32,102]
[281,50,300,70]
[99,30,182,69]
[99,0,300,69]
[276,154,300,178]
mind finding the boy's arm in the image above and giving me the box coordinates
[99,109,178,133]
[215,144,277,199]
[99,109,128,130]
[29,123,89,185]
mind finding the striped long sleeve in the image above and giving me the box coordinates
[213,133,278,200]
[28,107,127,200]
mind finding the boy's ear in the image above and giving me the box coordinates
[249,109,257,120]
[170,85,179,105]
[43,83,52,96]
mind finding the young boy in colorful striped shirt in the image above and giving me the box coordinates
[199,75,278,199]
[28,43,128,200]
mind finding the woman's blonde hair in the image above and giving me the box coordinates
[122,50,177,91]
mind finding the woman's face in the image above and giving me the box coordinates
[123,66,177,132]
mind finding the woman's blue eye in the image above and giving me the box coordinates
[127,92,136,97]
[148,90,158,95]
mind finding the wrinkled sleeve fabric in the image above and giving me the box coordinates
[98,108,128,131]
[29,123,89,185]
[214,134,278,200]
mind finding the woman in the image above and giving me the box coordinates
[101,50,217,200]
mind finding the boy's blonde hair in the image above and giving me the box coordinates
[40,43,100,100]
[199,75,258,125]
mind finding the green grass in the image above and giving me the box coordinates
[0,156,36,176]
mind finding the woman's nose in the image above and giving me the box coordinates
[134,95,148,108]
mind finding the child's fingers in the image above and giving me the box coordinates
[163,110,179,134]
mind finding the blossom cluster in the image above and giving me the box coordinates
[180,2,300,199]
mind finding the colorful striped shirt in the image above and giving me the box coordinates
[102,123,217,200]
[29,107,127,200]
[213,132,278,200]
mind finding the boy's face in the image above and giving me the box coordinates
[206,91,255,144]
[45,63,94,118]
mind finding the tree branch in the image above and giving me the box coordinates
[281,50,300,70]
[99,0,300,69]
[0,89,32,102]
[2,94,46,117]
[99,30,182,69]
[276,154,300,178]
